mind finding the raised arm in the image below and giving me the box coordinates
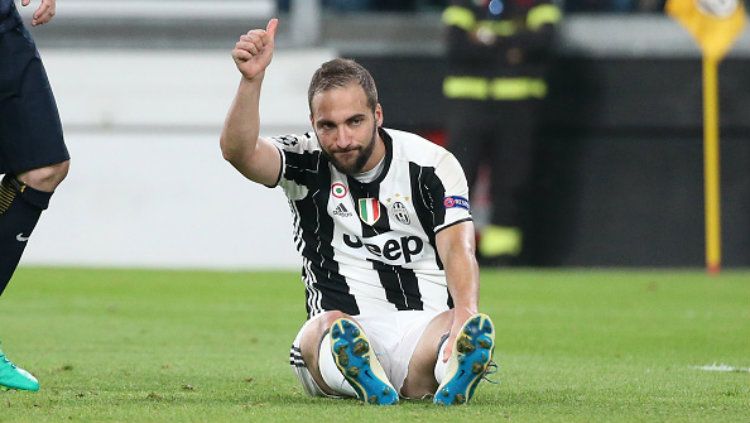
[220,18,283,186]
[435,220,480,361]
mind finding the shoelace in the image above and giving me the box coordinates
[481,360,500,385]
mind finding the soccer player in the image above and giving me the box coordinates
[221,19,496,405]
[0,0,69,391]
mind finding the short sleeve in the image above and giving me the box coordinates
[419,152,472,233]
[433,152,471,233]
[268,132,321,200]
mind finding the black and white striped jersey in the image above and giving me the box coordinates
[270,127,472,318]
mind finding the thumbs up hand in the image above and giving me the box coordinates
[232,18,279,81]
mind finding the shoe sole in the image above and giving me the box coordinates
[434,313,495,405]
[330,318,399,405]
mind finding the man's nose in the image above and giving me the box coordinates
[336,126,352,149]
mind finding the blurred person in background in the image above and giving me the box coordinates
[0,0,69,391]
[222,19,497,406]
[277,0,420,13]
[442,0,561,266]
[564,0,666,12]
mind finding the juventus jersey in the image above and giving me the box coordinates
[270,127,472,318]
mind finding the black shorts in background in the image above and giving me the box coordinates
[0,23,69,176]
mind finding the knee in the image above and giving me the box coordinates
[17,160,70,192]
[299,311,351,359]
[319,310,350,327]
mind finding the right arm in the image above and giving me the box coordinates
[220,18,282,186]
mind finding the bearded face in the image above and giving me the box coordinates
[320,122,378,174]
[310,83,384,175]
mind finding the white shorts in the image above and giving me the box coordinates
[289,310,441,397]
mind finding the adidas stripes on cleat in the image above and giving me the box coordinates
[434,313,495,406]
[330,318,399,405]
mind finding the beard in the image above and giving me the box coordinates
[320,124,378,175]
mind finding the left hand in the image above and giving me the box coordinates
[21,0,56,26]
[440,307,475,362]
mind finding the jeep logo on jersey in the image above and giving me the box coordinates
[357,198,381,225]
[391,201,410,225]
[343,234,424,263]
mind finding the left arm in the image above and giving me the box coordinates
[436,220,480,361]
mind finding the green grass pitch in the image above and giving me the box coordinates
[0,267,748,422]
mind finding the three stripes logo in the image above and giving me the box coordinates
[358,198,381,225]
[333,203,353,218]
[289,346,304,368]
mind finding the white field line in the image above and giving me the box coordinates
[692,363,750,373]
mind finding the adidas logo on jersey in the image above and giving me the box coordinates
[333,203,353,218]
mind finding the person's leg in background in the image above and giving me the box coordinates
[1,163,69,295]
[479,101,537,265]
[0,163,68,392]
[0,20,70,391]
[447,99,491,214]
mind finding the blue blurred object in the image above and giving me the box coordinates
[488,0,504,16]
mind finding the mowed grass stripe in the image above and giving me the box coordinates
[0,268,747,422]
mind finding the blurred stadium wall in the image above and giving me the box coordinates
[17,1,750,269]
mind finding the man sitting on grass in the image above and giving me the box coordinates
[220,19,496,405]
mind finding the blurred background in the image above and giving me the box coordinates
[17,0,750,269]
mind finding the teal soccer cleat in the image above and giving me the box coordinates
[434,313,495,406]
[330,318,399,405]
[0,350,40,392]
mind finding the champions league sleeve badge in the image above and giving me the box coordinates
[443,195,470,211]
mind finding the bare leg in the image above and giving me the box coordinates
[400,309,455,398]
[16,161,70,192]
[298,310,351,395]
[1,161,70,295]
[0,161,69,391]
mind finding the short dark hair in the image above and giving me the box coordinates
[307,58,378,114]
